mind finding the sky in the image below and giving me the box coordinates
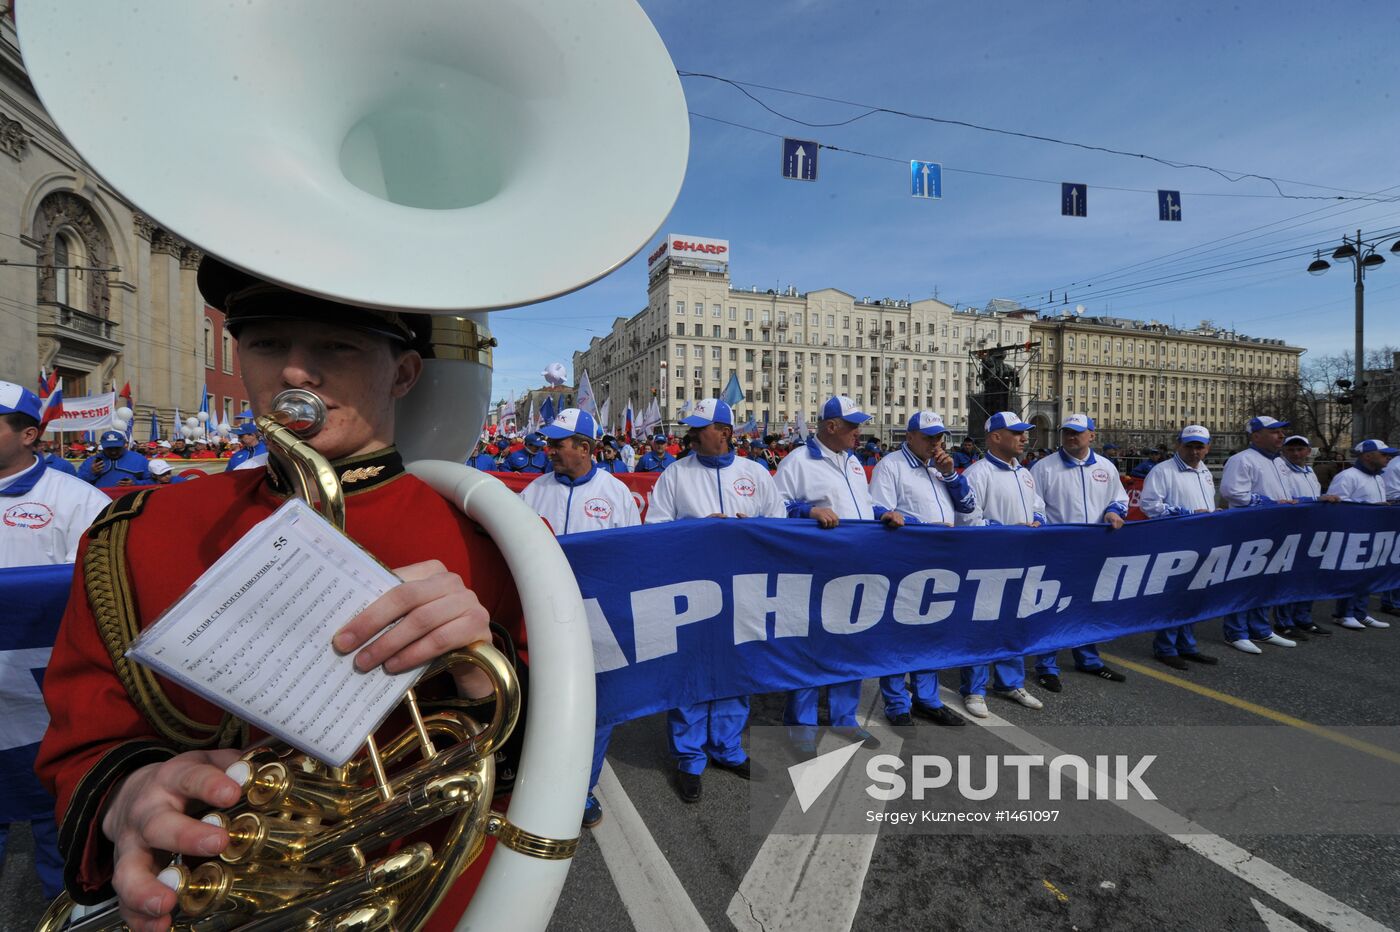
[485,0,1400,401]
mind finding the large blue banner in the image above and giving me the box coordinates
[8,506,1399,737]
[0,562,73,822]
[563,503,1400,725]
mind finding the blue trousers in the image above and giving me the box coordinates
[1153,624,1199,657]
[1334,595,1369,620]
[668,697,750,775]
[1274,601,1313,627]
[1382,590,1398,610]
[589,723,613,793]
[0,817,64,900]
[960,658,1024,696]
[879,670,943,719]
[1222,607,1274,641]
[1035,644,1104,675]
[785,680,862,727]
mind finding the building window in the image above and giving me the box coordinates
[221,331,233,374]
[54,234,72,306]
[204,318,214,369]
[693,345,703,358]
[713,304,722,318]
[745,307,754,321]
[675,344,686,358]
[676,301,685,316]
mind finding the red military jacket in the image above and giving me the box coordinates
[36,446,525,929]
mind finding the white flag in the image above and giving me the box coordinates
[576,370,598,418]
[599,396,612,434]
[795,407,809,441]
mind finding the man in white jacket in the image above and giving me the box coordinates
[775,395,905,752]
[1325,439,1397,630]
[646,398,784,802]
[959,411,1046,718]
[1273,435,1338,639]
[1217,415,1301,654]
[869,411,974,727]
[518,408,640,828]
[1028,414,1129,690]
[1139,424,1224,669]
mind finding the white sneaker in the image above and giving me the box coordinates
[1228,638,1263,654]
[963,694,989,719]
[1334,617,1366,630]
[1258,633,1296,648]
[1362,615,1391,629]
[998,687,1044,710]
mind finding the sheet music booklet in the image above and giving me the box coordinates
[128,498,423,766]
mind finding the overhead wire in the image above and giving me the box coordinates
[681,71,1392,200]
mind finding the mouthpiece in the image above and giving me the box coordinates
[270,389,326,437]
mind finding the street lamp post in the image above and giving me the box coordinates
[1307,230,1400,440]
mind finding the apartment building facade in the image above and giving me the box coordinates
[572,235,1304,449]
[573,235,1033,441]
[1027,313,1303,452]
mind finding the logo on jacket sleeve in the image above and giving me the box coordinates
[732,477,756,497]
[583,498,614,519]
[4,502,54,529]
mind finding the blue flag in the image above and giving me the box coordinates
[540,396,556,425]
[148,409,161,442]
[722,372,745,408]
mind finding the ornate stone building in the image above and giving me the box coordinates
[0,12,237,431]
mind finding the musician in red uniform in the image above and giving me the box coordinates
[36,257,526,932]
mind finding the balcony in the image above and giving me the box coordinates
[38,302,122,359]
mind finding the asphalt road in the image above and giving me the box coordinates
[7,597,1399,932]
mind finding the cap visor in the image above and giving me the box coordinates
[842,412,874,424]
[539,425,574,439]
[1059,425,1089,432]
[680,415,711,428]
[916,425,949,436]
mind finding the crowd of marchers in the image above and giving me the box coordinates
[505,395,1400,829]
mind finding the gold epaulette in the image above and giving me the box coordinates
[83,489,244,750]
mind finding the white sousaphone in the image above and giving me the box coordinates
[19,1,688,929]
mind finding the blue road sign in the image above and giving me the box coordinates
[783,138,818,181]
[1061,183,1087,217]
[1158,190,1182,221]
[910,160,942,198]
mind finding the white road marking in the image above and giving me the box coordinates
[941,686,1394,932]
[591,762,710,932]
[727,696,899,932]
[1254,897,1310,932]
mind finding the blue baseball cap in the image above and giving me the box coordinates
[524,431,547,447]
[652,434,667,444]
[821,395,872,424]
[541,408,600,441]
[0,380,42,421]
[1179,425,1211,444]
[100,430,127,448]
[1246,415,1289,433]
[985,410,1032,433]
[1060,413,1096,432]
[906,411,949,436]
[682,398,734,428]
[1354,439,1399,455]
[235,422,260,436]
